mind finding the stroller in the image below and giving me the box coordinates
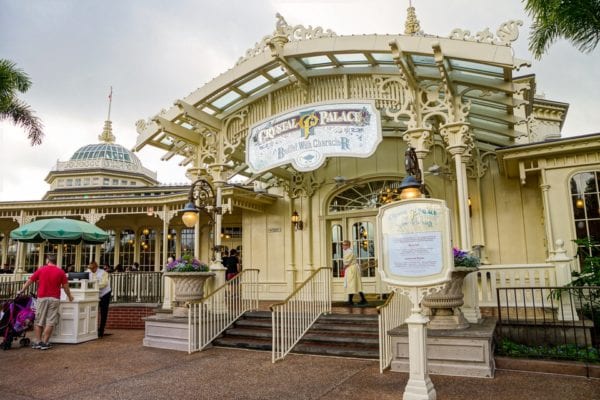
[0,294,36,350]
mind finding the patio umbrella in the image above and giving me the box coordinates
[10,218,109,244]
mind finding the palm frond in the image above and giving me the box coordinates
[0,99,44,145]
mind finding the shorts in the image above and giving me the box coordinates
[34,297,60,327]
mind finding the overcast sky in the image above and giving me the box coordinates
[1,0,599,201]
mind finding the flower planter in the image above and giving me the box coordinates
[164,272,215,317]
[421,267,478,330]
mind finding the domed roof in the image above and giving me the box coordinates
[70,142,142,167]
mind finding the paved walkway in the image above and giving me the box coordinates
[1,330,598,400]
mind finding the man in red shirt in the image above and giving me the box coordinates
[19,254,74,350]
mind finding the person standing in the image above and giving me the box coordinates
[223,249,240,281]
[87,261,112,338]
[342,240,368,306]
[18,254,74,350]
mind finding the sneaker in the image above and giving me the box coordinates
[31,342,42,349]
[39,342,52,350]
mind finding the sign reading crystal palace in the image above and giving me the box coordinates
[246,101,382,173]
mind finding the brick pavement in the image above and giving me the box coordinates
[0,329,598,400]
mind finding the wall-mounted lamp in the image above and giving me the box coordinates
[575,197,585,209]
[291,210,303,231]
[142,228,150,236]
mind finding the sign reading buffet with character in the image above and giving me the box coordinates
[246,101,382,173]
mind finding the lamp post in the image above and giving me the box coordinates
[182,177,232,298]
[181,178,231,263]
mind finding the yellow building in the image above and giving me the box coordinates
[2,12,598,306]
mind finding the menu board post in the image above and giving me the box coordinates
[376,198,453,400]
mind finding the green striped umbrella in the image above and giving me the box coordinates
[10,218,109,244]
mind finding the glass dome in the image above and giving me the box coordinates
[70,143,142,167]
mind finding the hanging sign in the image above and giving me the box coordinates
[246,101,381,173]
[376,198,453,287]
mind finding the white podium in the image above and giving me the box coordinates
[51,279,99,344]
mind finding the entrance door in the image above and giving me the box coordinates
[329,216,378,291]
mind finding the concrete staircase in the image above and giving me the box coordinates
[212,310,379,359]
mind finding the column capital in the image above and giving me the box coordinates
[440,123,473,156]
[403,128,433,159]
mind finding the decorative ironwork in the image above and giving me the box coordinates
[448,20,522,46]
[236,13,337,66]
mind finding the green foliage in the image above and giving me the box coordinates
[524,0,600,59]
[0,59,44,145]
[572,238,600,287]
[453,247,480,268]
[497,338,599,363]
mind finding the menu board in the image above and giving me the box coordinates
[377,198,452,287]
[387,232,442,276]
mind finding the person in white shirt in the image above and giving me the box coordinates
[87,261,112,338]
[342,240,368,306]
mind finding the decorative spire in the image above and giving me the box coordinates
[404,0,422,35]
[99,86,116,143]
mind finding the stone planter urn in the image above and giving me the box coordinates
[164,272,215,317]
[421,267,478,330]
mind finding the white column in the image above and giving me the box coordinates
[1,234,8,266]
[287,198,297,293]
[208,183,227,312]
[540,169,555,254]
[403,287,436,400]
[549,239,578,321]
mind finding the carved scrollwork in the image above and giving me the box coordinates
[236,13,336,66]
[283,170,323,199]
[372,75,413,124]
[197,130,218,166]
[495,20,522,45]
[222,108,248,156]
[449,20,522,46]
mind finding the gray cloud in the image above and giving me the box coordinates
[0,0,598,201]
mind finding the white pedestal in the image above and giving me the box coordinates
[51,279,99,344]
[403,312,436,400]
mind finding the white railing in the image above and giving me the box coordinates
[187,269,260,354]
[377,289,411,373]
[476,264,557,308]
[271,267,332,363]
[110,272,163,303]
[0,274,15,283]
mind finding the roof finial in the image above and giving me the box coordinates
[404,0,422,35]
[99,86,116,143]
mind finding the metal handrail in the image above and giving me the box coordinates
[377,289,411,373]
[270,267,332,363]
[187,269,260,354]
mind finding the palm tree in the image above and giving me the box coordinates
[0,59,44,145]
[525,0,600,59]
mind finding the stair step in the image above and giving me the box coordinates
[292,342,378,359]
[213,336,272,351]
[303,332,378,345]
[235,319,273,328]
[311,322,378,333]
[225,328,272,339]
[243,310,272,319]
[320,314,378,323]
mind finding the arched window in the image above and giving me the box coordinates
[570,171,600,242]
[328,178,428,212]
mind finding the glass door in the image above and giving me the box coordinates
[329,216,377,279]
[347,217,377,278]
